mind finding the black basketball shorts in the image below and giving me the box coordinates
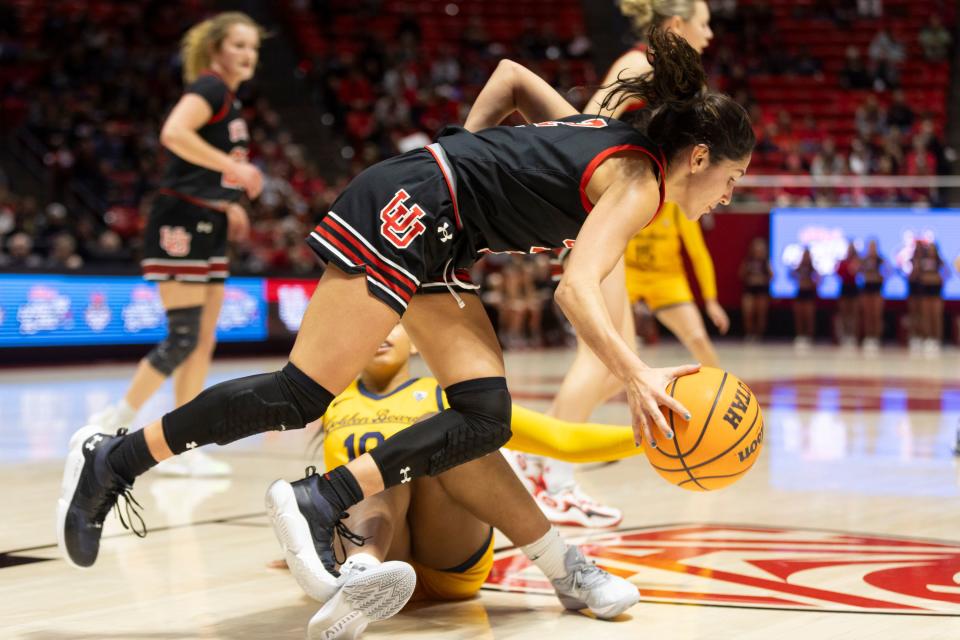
[306,144,477,316]
[141,190,230,283]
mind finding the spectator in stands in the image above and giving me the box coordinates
[848,137,873,176]
[915,116,950,174]
[840,46,873,90]
[868,25,905,90]
[793,47,823,77]
[791,247,818,350]
[855,95,887,139]
[85,229,132,267]
[905,135,937,203]
[885,89,915,131]
[859,239,885,352]
[2,231,43,268]
[835,241,860,347]
[45,232,83,270]
[856,0,882,18]
[918,14,952,62]
[739,237,772,341]
[810,138,846,177]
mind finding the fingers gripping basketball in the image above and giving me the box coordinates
[645,367,764,491]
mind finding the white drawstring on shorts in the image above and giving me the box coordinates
[442,258,480,309]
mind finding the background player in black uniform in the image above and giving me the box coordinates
[85,12,264,477]
[59,29,753,620]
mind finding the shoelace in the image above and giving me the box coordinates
[302,466,368,566]
[93,429,147,538]
[114,486,147,538]
[573,560,607,590]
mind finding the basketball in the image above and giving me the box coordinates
[645,367,764,492]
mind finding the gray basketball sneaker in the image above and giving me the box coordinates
[550,545,640,618]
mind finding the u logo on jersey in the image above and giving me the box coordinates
[380,189,427,249]
[159,225,192,257]
[227,118,249,143]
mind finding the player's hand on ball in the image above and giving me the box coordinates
[626,364,700,449]
[225,203,250,242]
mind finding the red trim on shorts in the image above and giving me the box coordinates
[142,264,211,276]
[579,144,666,219]
[318,218,418,295]
[157,188,227,212]
[424,145,462,229]
[314,228,415,302]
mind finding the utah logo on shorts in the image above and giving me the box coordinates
[380,189,427,249]
[159,225,192,257]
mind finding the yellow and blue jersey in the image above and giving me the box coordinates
[623,201,718,309]
[321,377,446,469]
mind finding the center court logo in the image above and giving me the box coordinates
[484,524,960,615]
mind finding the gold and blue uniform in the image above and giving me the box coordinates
[321,376,494,600]
[320,376,642,600]
[624,202,718,311]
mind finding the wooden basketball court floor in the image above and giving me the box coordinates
[3,342,959,639]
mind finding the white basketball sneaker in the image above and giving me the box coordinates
[87,402,136,433]
[503,449,544,495]
[307,553,416,640]
[535,485,623,528]
[550,545,639,619]
[154,448,232,477]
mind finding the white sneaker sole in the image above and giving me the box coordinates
[56,425,102,570]
[265,479,339,602]
[559,590,640,619]
[308,561,416,640]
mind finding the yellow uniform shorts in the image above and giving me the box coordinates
[410,528,495,602]
[625,271,694,312]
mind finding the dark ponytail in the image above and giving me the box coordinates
[602,27,755,164]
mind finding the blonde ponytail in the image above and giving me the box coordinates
[619,0,699,35]
[180,11,263,84]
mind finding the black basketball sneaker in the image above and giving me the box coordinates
[57,426,145,568]
[266,466,365,602]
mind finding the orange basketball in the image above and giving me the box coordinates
[645,367,764,491]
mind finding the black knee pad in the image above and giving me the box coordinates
[146,306,202,375]
[429,377,512,475]
[368,377,512,487]
[161,362,335,453]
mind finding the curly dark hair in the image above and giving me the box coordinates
[601,27,755,164]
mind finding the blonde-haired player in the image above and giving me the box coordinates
[512,0,725,527]
[302,324,644,639]
[87,12,264,476]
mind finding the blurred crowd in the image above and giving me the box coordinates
[0,0,956,348]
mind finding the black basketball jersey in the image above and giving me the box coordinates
[434,114,664,256]
[160,71,249,202]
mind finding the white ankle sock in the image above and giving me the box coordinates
[343,552,380,569]
[116,400,137,426]
[521,527,567,580]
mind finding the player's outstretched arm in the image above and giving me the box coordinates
[507,404,641,463]
[557,155,698,448]
[464,59,578,132]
